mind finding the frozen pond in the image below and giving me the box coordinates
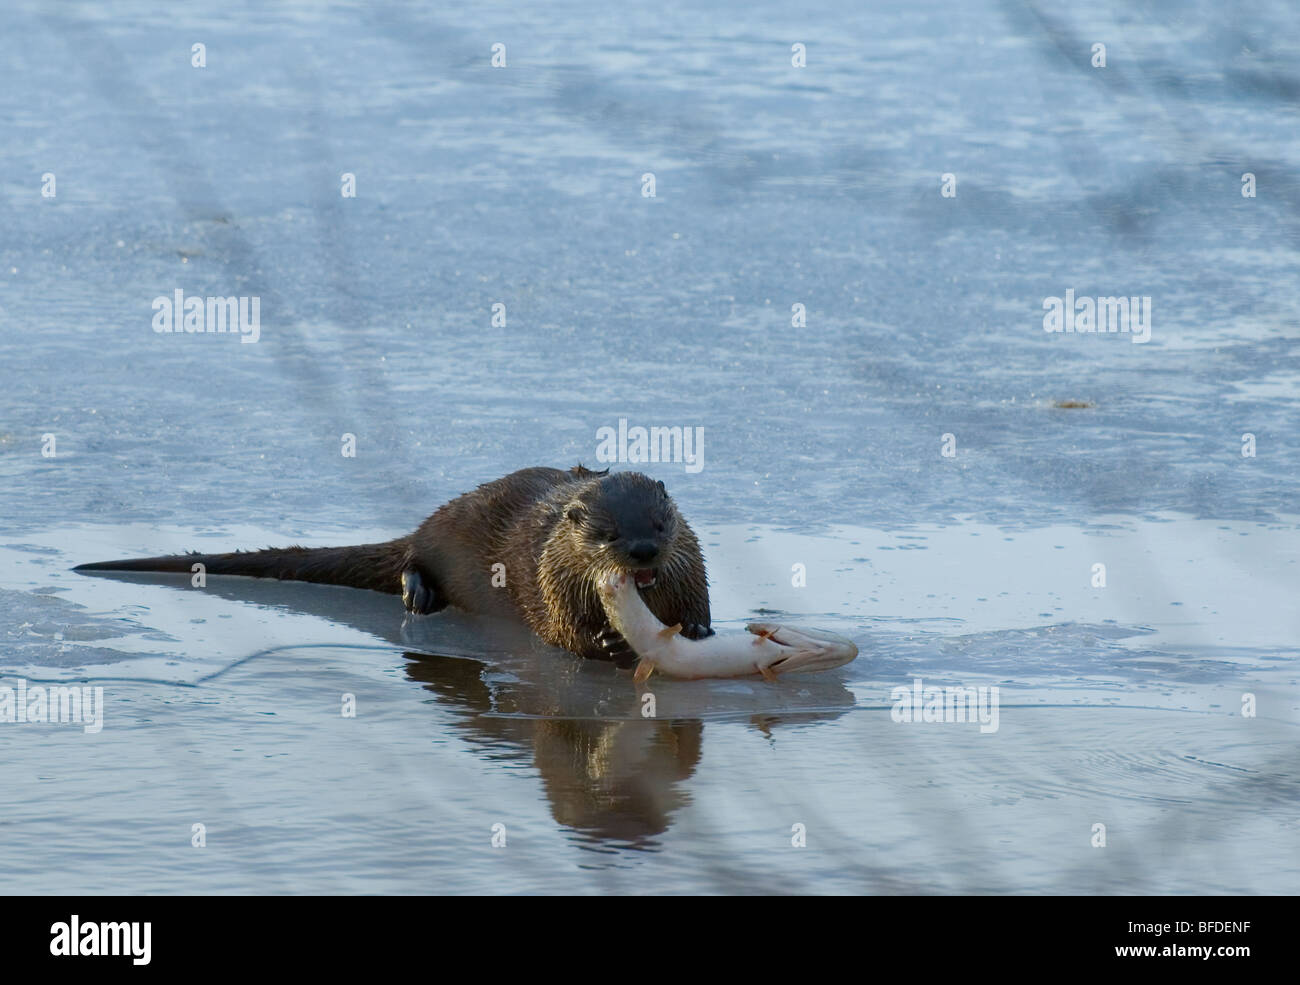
[1,0,1298,892]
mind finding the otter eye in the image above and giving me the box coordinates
[654,522,665,533]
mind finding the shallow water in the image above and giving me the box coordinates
[3,517,1295,893]
[2,0,1299,893]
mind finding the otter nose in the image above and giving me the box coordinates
[628,541,659,564]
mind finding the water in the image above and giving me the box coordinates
[2,0,1298,893]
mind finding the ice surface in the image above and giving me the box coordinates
[1,0,1297,893]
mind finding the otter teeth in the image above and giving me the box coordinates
[633,569,657,590]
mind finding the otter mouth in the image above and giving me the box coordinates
[633,569,658,590]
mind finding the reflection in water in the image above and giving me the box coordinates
[406,651,704,845]
[74,567,854,846]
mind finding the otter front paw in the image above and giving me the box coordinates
[680,623,715,641]
[594,626,638,669]
[401,567,446,614]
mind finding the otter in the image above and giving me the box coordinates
[74,465,713,667]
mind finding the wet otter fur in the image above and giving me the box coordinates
[74,466,713,666]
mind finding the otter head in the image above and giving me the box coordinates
[564,472,680,591]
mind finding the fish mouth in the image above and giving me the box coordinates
[633,569,658,590]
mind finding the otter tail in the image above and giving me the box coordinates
[74,540,408,595]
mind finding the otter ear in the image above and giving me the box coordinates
[656,480,666,493]
[566,506,586,524]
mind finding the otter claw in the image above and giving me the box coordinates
[680,623,715,641]
[595,626,627,648]
[595,626,638,669]
[401,568,445,615]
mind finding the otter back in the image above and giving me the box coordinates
[74,465,712,666]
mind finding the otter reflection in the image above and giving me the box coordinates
[404,651,706,843]
[73,568,856,845]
